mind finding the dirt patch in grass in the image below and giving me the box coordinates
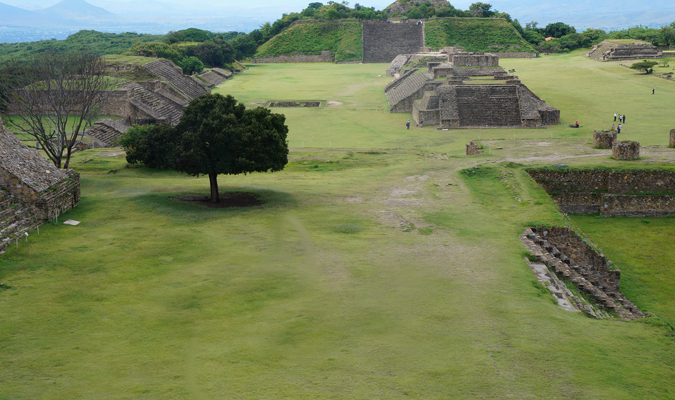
[172,193,262,208]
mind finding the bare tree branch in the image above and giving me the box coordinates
[0,52,113,169]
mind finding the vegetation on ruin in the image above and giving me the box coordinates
[425,19,536,52]
[3,49,675,399]
[254,21,363,62]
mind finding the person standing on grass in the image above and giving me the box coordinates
[420,119,423,127]
[618,124,622,133]
[623,114,626,123]
[406,120,410,130]
[614,113,617,121]
[653,88,655,94]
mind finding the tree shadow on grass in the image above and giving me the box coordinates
[132,186,297,222]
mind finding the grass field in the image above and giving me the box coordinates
[2,52,675,399]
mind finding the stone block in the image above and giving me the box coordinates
[466,141,483,155]
[612,141,640,160]
[593,130,617,148]
[670,129,675,148]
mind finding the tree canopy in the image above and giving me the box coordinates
[630,60,659,74]
[121,94,289,202]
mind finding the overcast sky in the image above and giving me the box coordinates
[2,0,476,12]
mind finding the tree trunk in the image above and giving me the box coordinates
[209,173,219,203]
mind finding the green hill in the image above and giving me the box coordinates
[425,19,536,53]
[254,21,363,62]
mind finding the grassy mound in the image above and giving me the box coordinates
[254,21,363,62]
[425,19,535,53]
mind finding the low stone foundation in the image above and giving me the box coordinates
[266,101,321,107]
[613,140,640,160]
[251,51,333,63]
[670,129,675,148]
[528,168,675,217]
[593,130,617,149]
[466,141,483,155]
[522,226,644,320]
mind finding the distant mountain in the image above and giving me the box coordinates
[0,2,63,26]
[38,0,120,22]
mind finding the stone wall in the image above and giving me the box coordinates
[362,21,424,63]
[613,140,640,160]
[455,85,522,127]
[523,226,643,320]
[593,130,617,149]
[251,51,333,63]
[528,169,675,217]
[487,52,538,58]
[451,53,499,67]
[0,126,80,253]
[670,129,675,148]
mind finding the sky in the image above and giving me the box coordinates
[2,0,475,13]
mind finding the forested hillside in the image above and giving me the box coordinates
[254,22,363,62]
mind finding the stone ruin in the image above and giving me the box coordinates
[266,101,321,107]
[78,59,219,148]
[528,168,675,217]
[0,118,80,253]
[465,141,483,155]
[521,226,644,320]
[593,130,617,149]
[587,40,663,61]
[385,52,560,129]
[670,129,675,148]
[612,140,640,160]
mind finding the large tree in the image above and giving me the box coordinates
[0,51,113,168]
[121,94,289,202]
[629,60,659,74]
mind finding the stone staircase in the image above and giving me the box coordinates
[0,191,39,253]
[121,82,184,125]
[363,21,424,63]
[143,59,209,100]
[456,85,522,127]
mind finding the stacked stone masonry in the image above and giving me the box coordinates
[362,21,424,63]
[593,130,617,149]
[670,129,675,148]
[528,169,675,217]
[523,226,644,320]
[612,140,640,160]
[587,40,663,61]
[84,119,131,147]
[0,121,80,252]
[142,59,208,100]
[251,51,333,63]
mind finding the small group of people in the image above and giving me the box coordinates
[612,112,626,133]
[406,120,423,129]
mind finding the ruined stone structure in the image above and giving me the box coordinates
[612,140,640,160]
[522,226,644,320]
[198,68,233,87]
[386,52,559,128]
[84,119,131,148]
[0,119,80,252]
[362,21,424,63]
[587,40,663,61]
[670,129,675,148]
[251,51,334,63]
[465,141,483,155]
[593,130,617,149]
[528,169,675,217]
[142,59,209,100]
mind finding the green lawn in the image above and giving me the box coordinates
[2,53,675,399]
